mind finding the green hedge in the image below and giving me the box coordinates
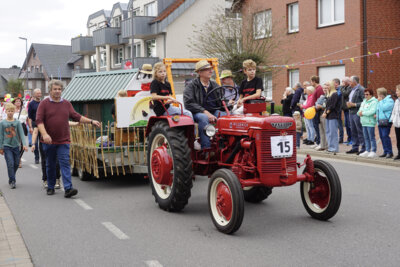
[266,103,283,115]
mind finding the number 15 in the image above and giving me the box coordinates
[277,141,290,153]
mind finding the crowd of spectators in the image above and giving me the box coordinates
[288,76,400,160]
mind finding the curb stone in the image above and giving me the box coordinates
[298,148,400,167]
[0,192,33,267]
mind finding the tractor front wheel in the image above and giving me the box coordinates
[208,169,244,234]
[243,186,272,203]
[300,160,341,221]
[147,121,193,212]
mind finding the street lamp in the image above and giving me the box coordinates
[18,37,28,91]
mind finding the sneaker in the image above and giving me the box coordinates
[194,140,201,151]
[64,188,78,198]
[367,152,377,158]
[55,179,61,189]
[357,150,366,155]
[311,144,318,149]
[359,151,369,157]
[379,153,387,158]
[35,159,40,164]
[394,155,400,160]
[347,141,353,146]
[314,145,321,150]
[9,181,16,189]
[43,180,48,189]
[307,141,315,146]
[346,149,358,154]
[386,153,393,159]
[47,188,55,195]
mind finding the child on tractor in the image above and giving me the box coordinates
[233,59,264,114]
[150,62,193,119]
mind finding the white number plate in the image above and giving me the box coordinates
[271,135,293,158]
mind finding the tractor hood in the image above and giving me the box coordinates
[217,114,296,135]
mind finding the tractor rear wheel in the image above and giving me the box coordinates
[147,121,193,212]
[300,160,341,221]
[208,169,244,234]
[243,186,272,203]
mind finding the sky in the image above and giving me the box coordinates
[0,0,117,68]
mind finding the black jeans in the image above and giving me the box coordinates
[395,127,400,156]
[39,142,60,181]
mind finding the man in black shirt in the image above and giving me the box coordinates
[28,88,41,164]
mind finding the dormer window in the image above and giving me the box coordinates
[144,1,157,16]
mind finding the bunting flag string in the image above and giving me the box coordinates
[266,45,400,69]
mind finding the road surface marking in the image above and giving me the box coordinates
[74,199,93,210]
[29,164,38,169]
[101,222,129,240]
[145,260,163,267]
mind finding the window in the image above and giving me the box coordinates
[318,0,344,27]
[146,39,156,57]
[253,10,272,39]
[113,48,123,65]
[226,38,242,52]
[113,16,121,27]
[90,55,96,69]
[262,72,273,101]
[225,0,241,18]
[144,1,157,16]
[133,42,141,57]
[288,2,299,33]
[100,52,107,67]
[132,8,140,16]
[289,69,299,88]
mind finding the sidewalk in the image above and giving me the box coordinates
[0,192,33,267]
[298,141,400,168]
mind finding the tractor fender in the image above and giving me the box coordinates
[146,115,195,137]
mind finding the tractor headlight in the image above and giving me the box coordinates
[204,124,216,137]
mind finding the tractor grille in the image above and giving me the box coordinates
[259,130,297,173]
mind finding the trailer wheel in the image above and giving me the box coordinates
[243,186,272,203]
[300,160,341,221]
[147,121,193,212]
[208,169,244,234]
[70,166,78,177]
[78,167,91,181]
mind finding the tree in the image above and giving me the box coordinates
[6,79,24,97]
[188,6,287,84]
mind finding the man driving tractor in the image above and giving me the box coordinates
[183,60,227,149]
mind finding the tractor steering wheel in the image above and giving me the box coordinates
[204,85,238,112]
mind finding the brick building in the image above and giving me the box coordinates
[232,0,400,102]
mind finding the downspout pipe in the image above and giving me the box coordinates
[363,0,368,87]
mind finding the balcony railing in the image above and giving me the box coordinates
[71,69,96,77]
[93,27,126,46]
[121,16,156,39]
[71,36,95,55]
[121,57,160,69]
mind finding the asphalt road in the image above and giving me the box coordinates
[1,150,400,267]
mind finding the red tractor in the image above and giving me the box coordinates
[145,59,341,234]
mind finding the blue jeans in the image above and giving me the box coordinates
[344,110,352,142]
[42,144,73,190]
[350,113,365,151]
[3,146,20,183]
[193,110,226,148]
[378,125,393,154]
[305,118,315,142]
[27,125,32,145]
[362,126,376,152]
[313,114,320,144]
[326,119,339,152]
[296,132,302,148]
[163,106,193,120]
[338,112,344,141]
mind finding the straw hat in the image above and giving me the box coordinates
[140,64,153,74]
[195,60,212,72]
[220,69,234,79]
